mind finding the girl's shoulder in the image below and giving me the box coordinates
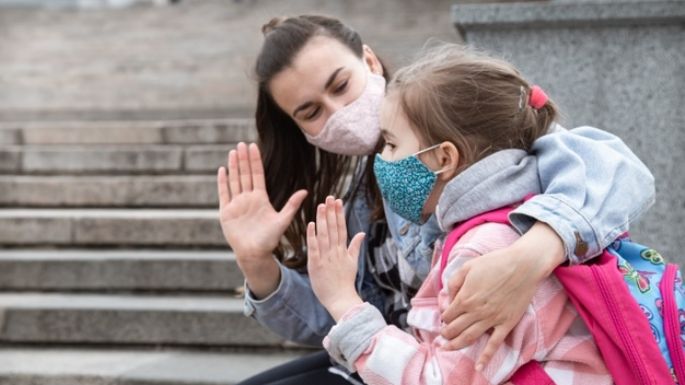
[450,222,520,258]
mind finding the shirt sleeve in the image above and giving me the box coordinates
[243,259,335,346]
[323,248,542,385]
[510,125,655,264]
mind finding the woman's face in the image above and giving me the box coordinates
[268,35,383,137]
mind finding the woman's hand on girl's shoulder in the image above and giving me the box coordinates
[439,222,565,371]
[217,142,307,294]
[306,196,365,321]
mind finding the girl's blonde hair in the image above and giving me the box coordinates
[388,43,558,171]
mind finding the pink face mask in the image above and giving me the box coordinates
[303,72,386,156]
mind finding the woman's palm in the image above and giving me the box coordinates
[217,143,307,262]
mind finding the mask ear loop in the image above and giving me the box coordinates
[415,144,455,175]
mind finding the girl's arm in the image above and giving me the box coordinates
[440,126,654,367]
[324,224,609,385]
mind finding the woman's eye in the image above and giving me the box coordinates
[333,80,348,94]
[384,142,396,151]
[305,107,321,120]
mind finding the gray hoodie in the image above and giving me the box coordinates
[436,149,542,232]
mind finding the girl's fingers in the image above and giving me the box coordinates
[249,143,266,191]
[306,222,319,262]
[335,199,347,248]
[316,204,330,253]
[217,167,231,207]
[325,197,339,248]
[348,232,366,260]
[236,142,253,192]
[227,150,241,197]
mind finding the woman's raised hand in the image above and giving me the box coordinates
[306,196,365,321]
[217,142,308,296]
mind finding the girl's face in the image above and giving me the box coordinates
[378,93,459,218]
[268,35,383,137]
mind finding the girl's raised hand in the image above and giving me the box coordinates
[217,142,307,293]
[306,196,365,321]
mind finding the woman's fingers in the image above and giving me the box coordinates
[217,167,231,207]
[227,150,241,197]
[325,197,339,248]
[441,311,482,348]
[236,142,253,192]
[442,267,468,321]
[249,143,266,191]
[475,325,509,371]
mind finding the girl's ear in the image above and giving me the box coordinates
[362,44,384,76]
[436,141,460,181]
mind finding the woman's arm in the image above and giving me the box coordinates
[218,142,338,345]
[511,125,654,263]
[440,126,654,366]
[243,262,338,346]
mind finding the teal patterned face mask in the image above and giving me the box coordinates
[373,144,446,224]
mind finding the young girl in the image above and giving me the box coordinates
[306,44,613,384]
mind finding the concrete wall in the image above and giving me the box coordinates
[0,0,461,121]
[454,1,685,260]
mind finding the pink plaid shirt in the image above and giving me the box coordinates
[324,222,612,385]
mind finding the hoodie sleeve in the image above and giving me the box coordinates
[510,125,654,264]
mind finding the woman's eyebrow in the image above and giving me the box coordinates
[323,67,344,90]
[292,67,345,117]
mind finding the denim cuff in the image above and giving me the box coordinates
[242,261,290,317]
[509,194,601,265]
[324,303,387,372]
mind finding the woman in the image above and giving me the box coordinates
[218,15,654,384]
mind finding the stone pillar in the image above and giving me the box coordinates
[453,1,685,260]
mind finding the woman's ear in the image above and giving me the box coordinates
[362,44,384,76]
[437,141,459,181]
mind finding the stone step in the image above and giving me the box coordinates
[0,249,243,292]
[0,145,230,175]
[0,347,304,385]
[0,209,225,247]
[0,293,282,346]
[0,175,217,207]
[0,119,256,145]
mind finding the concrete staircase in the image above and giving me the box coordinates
[0,119,304,385]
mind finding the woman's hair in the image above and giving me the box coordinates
[388,43,559,171]
[255,15,387,269]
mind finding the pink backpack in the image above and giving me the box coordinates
[440,206,683,385]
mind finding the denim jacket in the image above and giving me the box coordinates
[242,125,654,346]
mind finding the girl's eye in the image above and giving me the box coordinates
[383,142,396,151]
[305,107,321,120]
[333,80,348,94]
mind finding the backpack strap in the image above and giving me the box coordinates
[660,263,685,383]
[438,206,514,291]
[509,361,556,385]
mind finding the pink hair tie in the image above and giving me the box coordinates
[528,85,548,110]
